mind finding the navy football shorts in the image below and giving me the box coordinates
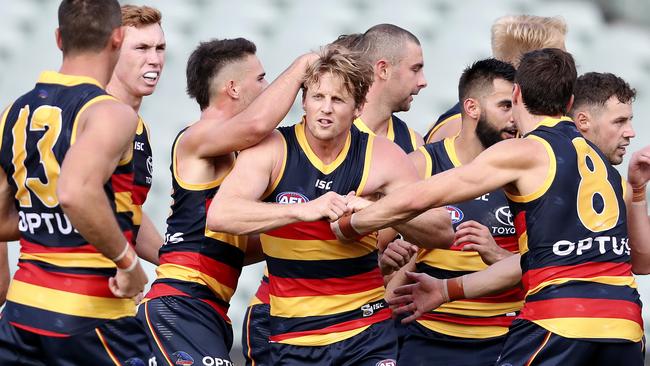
[242,303,271,366]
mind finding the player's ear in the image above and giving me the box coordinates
[573,110,591,134]
[109,26,124,51]
[55,28,63,51]
[463,98,480,120]
[565,94,574,114]
[226,80,239,100]
[376,59,390,81]
[512,83,521,106]
[353,101,365,119]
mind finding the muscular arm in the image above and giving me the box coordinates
[180,54,317,159]
[426,115,461,143]
[207,132,347,235]
[0,167,19,241]
[135,213,163,265]
[626,146,650,274]
[347,138,547,236]
[366,137,453,249]
[58,100,138,259]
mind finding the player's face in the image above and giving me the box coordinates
[113,23,166,98]
[589,96,634,165]
[389,41,427,112]
[302,72,361,142]
[238,55,268,109]
[476,78,516,148]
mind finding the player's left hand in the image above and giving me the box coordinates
[388,271,447,323]
[454,220,512,265]
[628,146,650,189]
[344,191,373,212]
[379,238,418,275]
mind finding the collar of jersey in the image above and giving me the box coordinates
[38,71,103,88]
[295,118,351,175]
[353,116,395,142]
[443,135,462,167]
[530,116,573,132]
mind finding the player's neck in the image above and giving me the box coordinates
[518,113,562,135]
[304,128,349,165]
[455,122,485,164]
[360,88,392,136]
[201,99,238,122]
[106,80,143,113]
[59,53,114,88]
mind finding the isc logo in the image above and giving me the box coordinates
[445,205,464,224]
[276,192,309,204]
[315,179,333,190]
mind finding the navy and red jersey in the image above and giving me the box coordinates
[112,116,153,241]
[144,127,247,323]
[507,116,642,342]
[353,114,418,153]
[413,137,523,338]
[424,102,461,143]
[261,120,388,346]
[0,71,137,336]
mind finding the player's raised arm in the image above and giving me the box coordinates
[181,53,318,159]
[626,146,650,274]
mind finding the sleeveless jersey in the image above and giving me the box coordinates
[0,71,137,336]
[353,114,418,153]
[261,121,388,346]
[424,102,461,143]
[144,128,247,322]
[112,116,153,241]
[414,137,524,338]
[508,116,642,342]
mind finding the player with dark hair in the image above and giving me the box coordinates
[138,37,318,365]
[0,0,155,364]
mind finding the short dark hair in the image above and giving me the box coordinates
[458,58,516,109]
[58,0,122,55]
[186,38,257,110]
[515,48,576,116]
[570,72,636,117]
[302,48,374,109]
[330,33,364,50]
[358,23,420,64]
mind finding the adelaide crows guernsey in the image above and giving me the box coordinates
[112,116,153,241]
[261,121,388,346]
[0,71,137,336]
[508,116,642,342]
[354,114,418,153]
[144,128,247,322]
[424,102,461,143]
[415,137,524,338]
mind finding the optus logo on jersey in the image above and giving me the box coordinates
[276,192,309,204]
[445,205,464,224]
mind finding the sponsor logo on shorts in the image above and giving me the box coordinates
[276,192,309,204]
[445,205,463,224]
[376,360,396,366]
[172,351,194,365]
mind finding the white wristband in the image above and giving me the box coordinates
[111,241,130,262]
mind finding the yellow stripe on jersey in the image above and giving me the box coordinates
[506,135,556,203]
[436,299,523,318]
[204,230,247,249]
[19,252,115,268]
[0,103,13,144]
[155,263,235,301]
[38,71,104,88]
[270,287,385,318]
[115,191,142,225]
[417,319,509,339]
[622,177,628,200]
[70,95,118,146]
[526,276,637,297]
[417,146,433,180]
[7,280,135,318]
[279,326,370,346]
[533,317,643,342]
[264,132,288,199]
[295,121,350,174]
[418,249,488,272]
[533,116,572,130]
[443,136,461,167]
[426,113,461,144]
[171,130,233,190]
[356,134,375,196]
[518,230,529,255]
[386,117,395,141]
[260,235,376,261]
[408,127,418,150]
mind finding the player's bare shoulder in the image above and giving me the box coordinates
[78,97,138,137]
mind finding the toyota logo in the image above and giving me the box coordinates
[495,206,513,226]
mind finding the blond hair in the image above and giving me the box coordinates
[303,48,374,108]
[491,15,566,67]
[121,4,161,28]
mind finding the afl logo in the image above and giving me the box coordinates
[277,192,309,204]
[495,206,514,226]
[446,205,464,224]
[376,360,396,366]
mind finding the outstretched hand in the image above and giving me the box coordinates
[387,271,448,324]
